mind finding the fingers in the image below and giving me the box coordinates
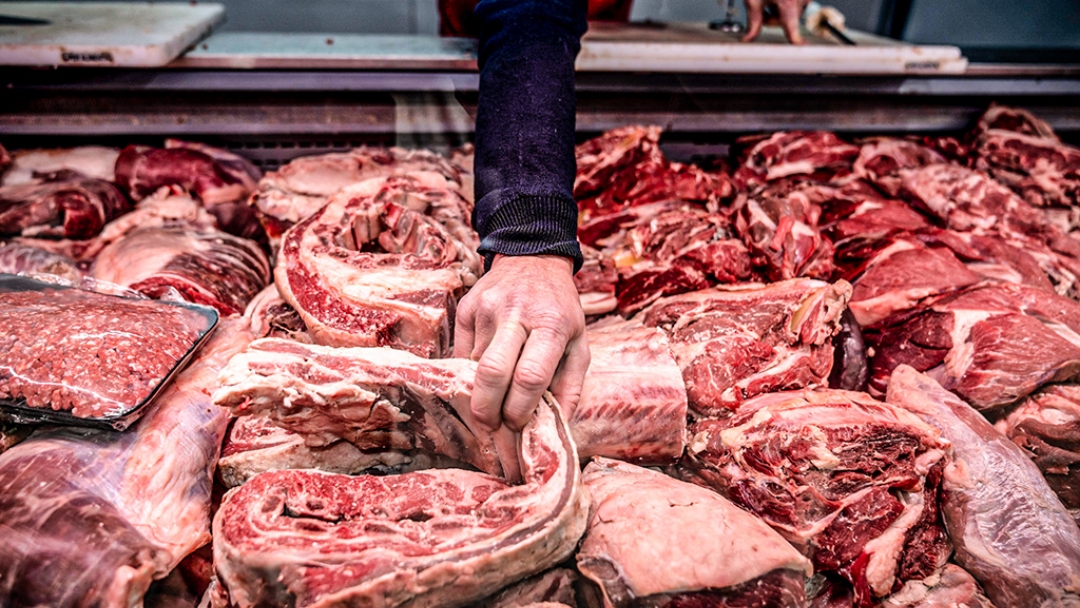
[452,295,476,359]
[742,0,764,42]
[778,0,805,44]
[500,328,570,432]
[549,335,591,423]
[471,321,527,431]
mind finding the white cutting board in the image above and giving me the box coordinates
[579,22,967,74]
[0,2,225,67]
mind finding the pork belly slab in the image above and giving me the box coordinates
[577,457,812,608]
[886,366,1080,608]
[275,175,480,358]
[211,339,586,608]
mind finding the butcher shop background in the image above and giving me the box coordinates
[59,0,1080,49]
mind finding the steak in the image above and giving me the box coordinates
[681,388,951,606]
[734,130,859,189]
[640,279,850,416]
[211,370,585,607]
[91,225,270,316]
[0,319,252,608]
[115,140,259,206]
[0,286,212,422]
[275,175,480,357]
[1,146,120,186]
[572,317,687,464]
[577,457,812,608]
[998,383,1080,513]
[0,175,130,239]
[865,282,1080,409]
[851,138,946,198]
[886,366,1080,608]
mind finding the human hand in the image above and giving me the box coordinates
[454,254,590,432]
[742,0,811,44]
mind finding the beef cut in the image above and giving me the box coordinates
[275,174,480,357]
[886,366,1080,608]
[733,130,859,189]
[211,346,586,608]
[0,319,252,608]
[681,388,951,606]
[91,225,270,316]
[865,282,1080,409]
[998,383,1080,514]
[974,105,1080,209]
[251,146,467,245]
[115,140,259,205]
[851,138,946,198]
[877,565,992,608]
[1,146,120,186]
[243,284,311,343]
[577,457,812,608]
[217,413,460,488]
[0,175,130,239]
[0,242,82,282]
[734,178,836,281]
[640,279,850,416]
[572,317,687,464]
[476,568,579,608]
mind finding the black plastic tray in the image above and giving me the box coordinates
[0,274,219,431]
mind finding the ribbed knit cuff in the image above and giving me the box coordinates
[474,191,583,273]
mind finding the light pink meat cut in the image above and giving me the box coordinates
[886,366,1080,608]
[478,568,579,608]
[217,413,463,488]
[211,341,585,608]
[681,388,951,607]
[640,279,850,416]
[572,317,687,464]
[577,458,812,608]
[251,147,466,244]
[275,175,480,357]
[1,146,120,186]
[878,565,992,608]
[91,225,270,316]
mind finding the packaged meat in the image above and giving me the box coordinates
[0,274,218,429]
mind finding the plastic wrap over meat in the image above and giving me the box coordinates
[640,279,850,416]
[275,174,480,357]
[211,339,586,608]
[682,388,951,607]
[886,366,1080,608]
[0,174,130,239]
[0,319,253,608]
[91,226,271,316]
[1,146,120,186]
[577,458,812,608]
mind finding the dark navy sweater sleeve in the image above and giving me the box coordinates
[472,0,587,273]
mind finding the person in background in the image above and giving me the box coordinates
[453,0,812,434]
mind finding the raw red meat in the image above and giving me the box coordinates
[115,140,258,205]
[91,226,270,316]
[479,568,579,608]
[0,319,253,608]
[0,243,82,281]
[211,344,585,608]
[572,317,687,464]
[0,175,130,239]
[640,279,850,416]
[242,284,310,343]
[577,458,812,608]
[734,179,836,280]
[997,383,1080,513]
[886,366,1080,608]
[574,125,732,222]
[851,138,946,198]
[975,121,1080,209]
[574,245,618,316]
[681,389,951,606]
[878,565,992,608]
[275,174,480,357]
[734,131,859,189]
[865,282,1080,409]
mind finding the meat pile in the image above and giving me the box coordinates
[3,104,1080,608]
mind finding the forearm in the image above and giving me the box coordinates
[472,0,587,272]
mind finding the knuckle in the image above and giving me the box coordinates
[474,358,510,387]
[514,363,551,392]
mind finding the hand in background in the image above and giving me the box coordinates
[454,254,590,432]
[742,0,812,44]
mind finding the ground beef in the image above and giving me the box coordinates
[0,288,211,420]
